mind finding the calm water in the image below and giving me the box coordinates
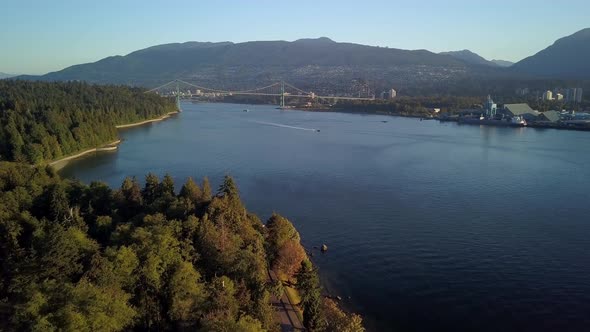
[61,103,590,332]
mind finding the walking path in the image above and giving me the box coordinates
[268,269,305,332]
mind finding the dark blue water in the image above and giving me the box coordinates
[61,103,590,332]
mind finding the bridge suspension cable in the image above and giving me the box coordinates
[145,79,374,101]
[147,79,301,95]
[222,82,283,94]
[175,79,284,95]
[283,82,312,95]
[174,79,230,94]
[145,80,179,93]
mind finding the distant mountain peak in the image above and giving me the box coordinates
[569,27,590,38]
[440,49,498,67]
[133,41,233,54]
[512,27,590,79]
[441,49,474,55]
[293,37,336,43]
[491,59,514,67]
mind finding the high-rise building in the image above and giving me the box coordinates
[556,93,564,100]
[566,88,574,102]
[542,90,553,101]
[389,89,397,99]
[566,88,583,103]
[576,88,583,103]
[381,89,397,100]
[566,88,575,102]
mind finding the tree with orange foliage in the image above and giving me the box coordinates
[273,239,306,278]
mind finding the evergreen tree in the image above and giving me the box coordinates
[179,177,202,205]
[86,181,113,217]
[119,177,142,218]
[208,276,239,320]
[161,174,175,197]
[304,292,326,332]
[297,260,327,332]
[201,177,212,203]
[167,261,207,324]
[142,173,160,206]
[218,175,239,199]
[265,213,301,263]
[49,184,70,223]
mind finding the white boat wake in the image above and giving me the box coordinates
[250,120,319,132]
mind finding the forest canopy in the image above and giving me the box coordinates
[0,80,177,164]
[0,164,363,331]
[0,80,363,331]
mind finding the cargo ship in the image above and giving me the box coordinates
[458,115,527,127]
[457,96,527,127]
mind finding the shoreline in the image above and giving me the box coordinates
[205,100,590,132]
[115,111,179,129]
[49,140,122,171]
[296,108,590,131]
[49,110,179,170]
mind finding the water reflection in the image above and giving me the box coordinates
[60,103,590,332]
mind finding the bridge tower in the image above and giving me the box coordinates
[280,81,285,108]
[175,80,181,111]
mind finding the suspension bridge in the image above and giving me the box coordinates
[145,79,375,109]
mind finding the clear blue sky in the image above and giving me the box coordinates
[2,0,589,75]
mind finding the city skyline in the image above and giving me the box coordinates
[2,0,589,75]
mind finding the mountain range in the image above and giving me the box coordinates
[439,50,513,67]
[16,28,590,92]
[22,37,474,90]
[0,72,16,79]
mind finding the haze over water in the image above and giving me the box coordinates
[61,103,590,331]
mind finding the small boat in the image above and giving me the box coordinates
[382,120,388,123]
[316,129,321,132]
[243,109,250,112]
